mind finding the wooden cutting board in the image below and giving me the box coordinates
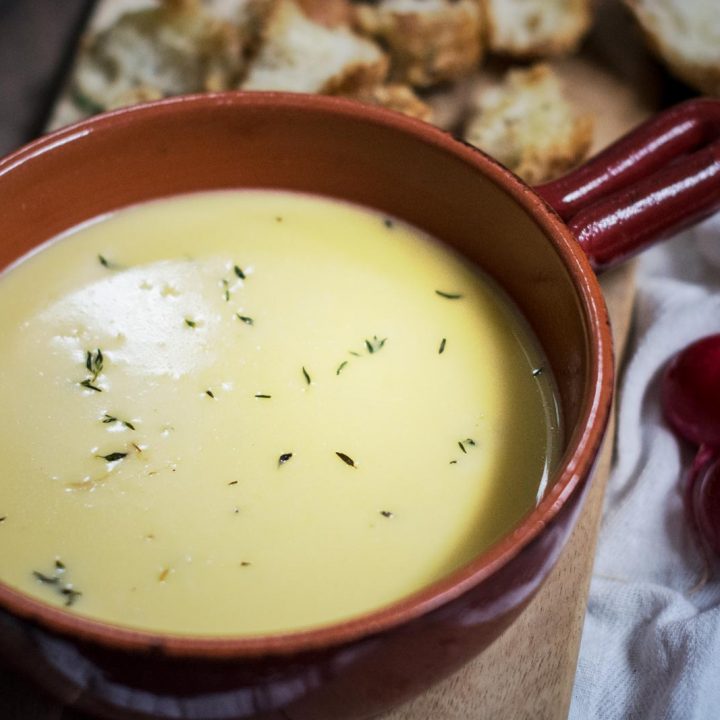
[0,2,661,718]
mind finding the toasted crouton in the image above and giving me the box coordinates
[624,0,720,95]
[350,83,434,122]
[296,0,352,27]
[241,0,388,93]
[74,0,244,111]
[464,64,593,183]
[483,0,592,58]
[353,0,484,88]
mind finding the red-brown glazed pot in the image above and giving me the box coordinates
[0,94,718,720]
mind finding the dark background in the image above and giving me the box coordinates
[0,0,96,156]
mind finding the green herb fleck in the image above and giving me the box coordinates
[86,349,104,379]
[254,394,271,399]
[222,278,231,302]
[80,349,105,391]
[439,338,446,354]
[457,438,476,455]
[33,571,59,585]
[0,516,6,523]
[532,367,544,377]
[365,336,387,354]
[102,413,135,430]
[228,480,238,486]
[185,318,197,328]
[336,452,356,468]
[278,453,293,466]
[435,290,463,300]
[236,314,254,325]
[349,351,361,357]
[241,561,252,566]
[336,361,348,375]
[33,560,82,607]
[97,452,128,462]
[60,587,82,607]
[234,265,246,280]
[449,460,458,465]
[302,366,312,385]
[206,390,215,398]
[384,218,394,229]
[98,254,111,268]
[380,510,394,518]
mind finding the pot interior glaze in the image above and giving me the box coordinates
[0,93,611,657]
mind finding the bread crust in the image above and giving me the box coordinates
[483,0,592,58]
[241,0,388,94]
[351,83,434,121]
[74,0,244,110]
[464,63,593,183]
[624,0,720,95]
[353,0,484,87]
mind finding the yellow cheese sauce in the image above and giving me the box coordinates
[0,191,560,635]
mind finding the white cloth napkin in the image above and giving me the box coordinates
[570,214,720,719]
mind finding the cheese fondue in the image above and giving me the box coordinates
[0,191,560,635]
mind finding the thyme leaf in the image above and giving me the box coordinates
[33,571,58,585]
[254,394,271,399]
[97,452,128,462]
[439,338,446,354]
[302,366,312,385]
[102,414,135,430]
[336,452,356,468]
[435,290,463,300]
[365,336,387,354]
[206,390,215,398]
[60,587,82,607]
[336,361,348,375]
[80,349,105,391]
[380,510,394,518]
[185,318,197,328]
[0,516,6,523]
[33,560,82,607]
[234,265,246,280]
[457,438,476,455]
[278,453,293,466]
[236,314,254,325]
[86,349,104,379]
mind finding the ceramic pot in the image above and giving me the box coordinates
[0,93,718,720]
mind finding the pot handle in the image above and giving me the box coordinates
[535,98,720,271]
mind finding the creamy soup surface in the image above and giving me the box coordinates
[0,191,561,635]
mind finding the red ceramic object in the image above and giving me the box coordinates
[0,94,718,720]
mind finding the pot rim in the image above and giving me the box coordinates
[0,91,614,658]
